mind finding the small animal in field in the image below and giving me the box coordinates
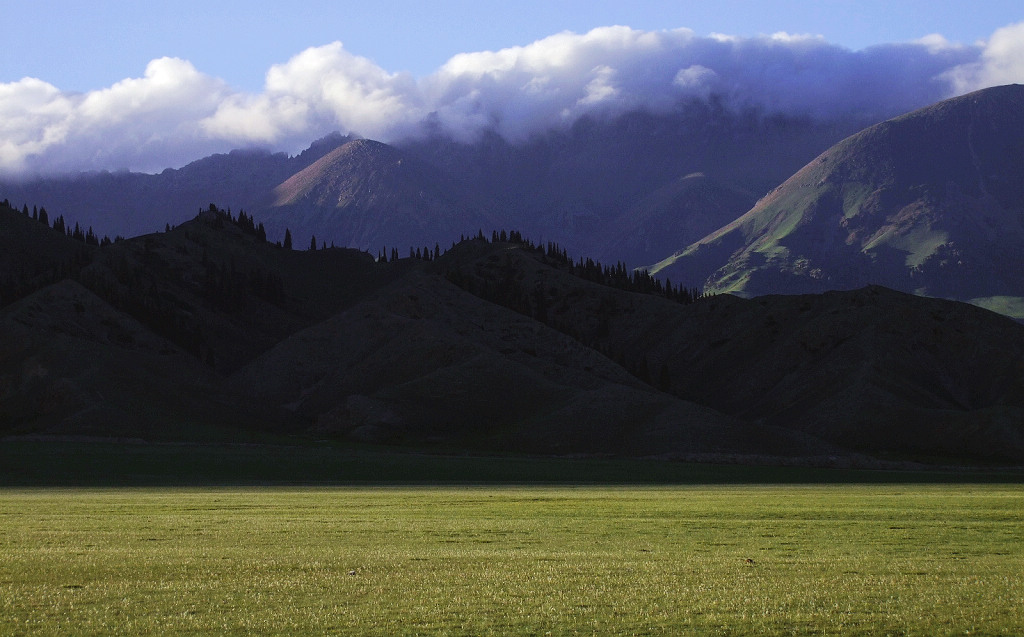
[745,558,755,566]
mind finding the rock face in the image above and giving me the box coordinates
[652,84,1024,310]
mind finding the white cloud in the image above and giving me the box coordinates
[0,58,230,174]
[1,23,1021,176]
[674,65,717,90]
[203,43,422,149]
[915,34,959,55]
[769,32,825,44]
[944,22,1024,93]
[0,78,74,169]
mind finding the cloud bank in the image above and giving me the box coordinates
[2,24,1022,176]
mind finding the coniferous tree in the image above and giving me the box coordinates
[310,234,317,251]
[283,228,293,250]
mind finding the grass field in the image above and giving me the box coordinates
[2,486,1022,635]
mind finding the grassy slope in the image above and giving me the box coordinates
[652,85,1024,306]
[2,486,1022,635]
[970,296,1024,321]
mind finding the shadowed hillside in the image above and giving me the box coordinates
[433,237,1024,462]
[2,199,1023,463]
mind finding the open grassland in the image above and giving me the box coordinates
[2,486,1022,635]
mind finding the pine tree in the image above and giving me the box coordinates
[284,228,293,250]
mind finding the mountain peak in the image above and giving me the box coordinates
[273,139,403,207]
[653,84,1024,308]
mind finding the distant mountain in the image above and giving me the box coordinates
[260,138,499,254]
[651,84,1024,315]
[598,172,755,268]
[0,133,352,239]
[0,103,872,269]
[3,200,1023,463]
[400,102,873,264]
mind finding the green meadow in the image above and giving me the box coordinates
[2,485,1023,635]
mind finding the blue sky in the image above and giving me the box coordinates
[4,0,1019,92]
[1,0,1022,174]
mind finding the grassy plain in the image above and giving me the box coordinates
[2,485,1022,635]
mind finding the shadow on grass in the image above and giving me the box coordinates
[2,439,1023,486]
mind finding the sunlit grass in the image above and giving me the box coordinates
[969,295,1024,320]
[2,486,1022,635]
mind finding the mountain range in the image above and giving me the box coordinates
[0,98,876,270]
[3,85,1024,465]
[4,87,1023,320]
[2,200,1023,464]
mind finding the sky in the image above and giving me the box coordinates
[1,0,1022,175]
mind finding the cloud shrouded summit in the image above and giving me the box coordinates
[2,24,1023,176]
